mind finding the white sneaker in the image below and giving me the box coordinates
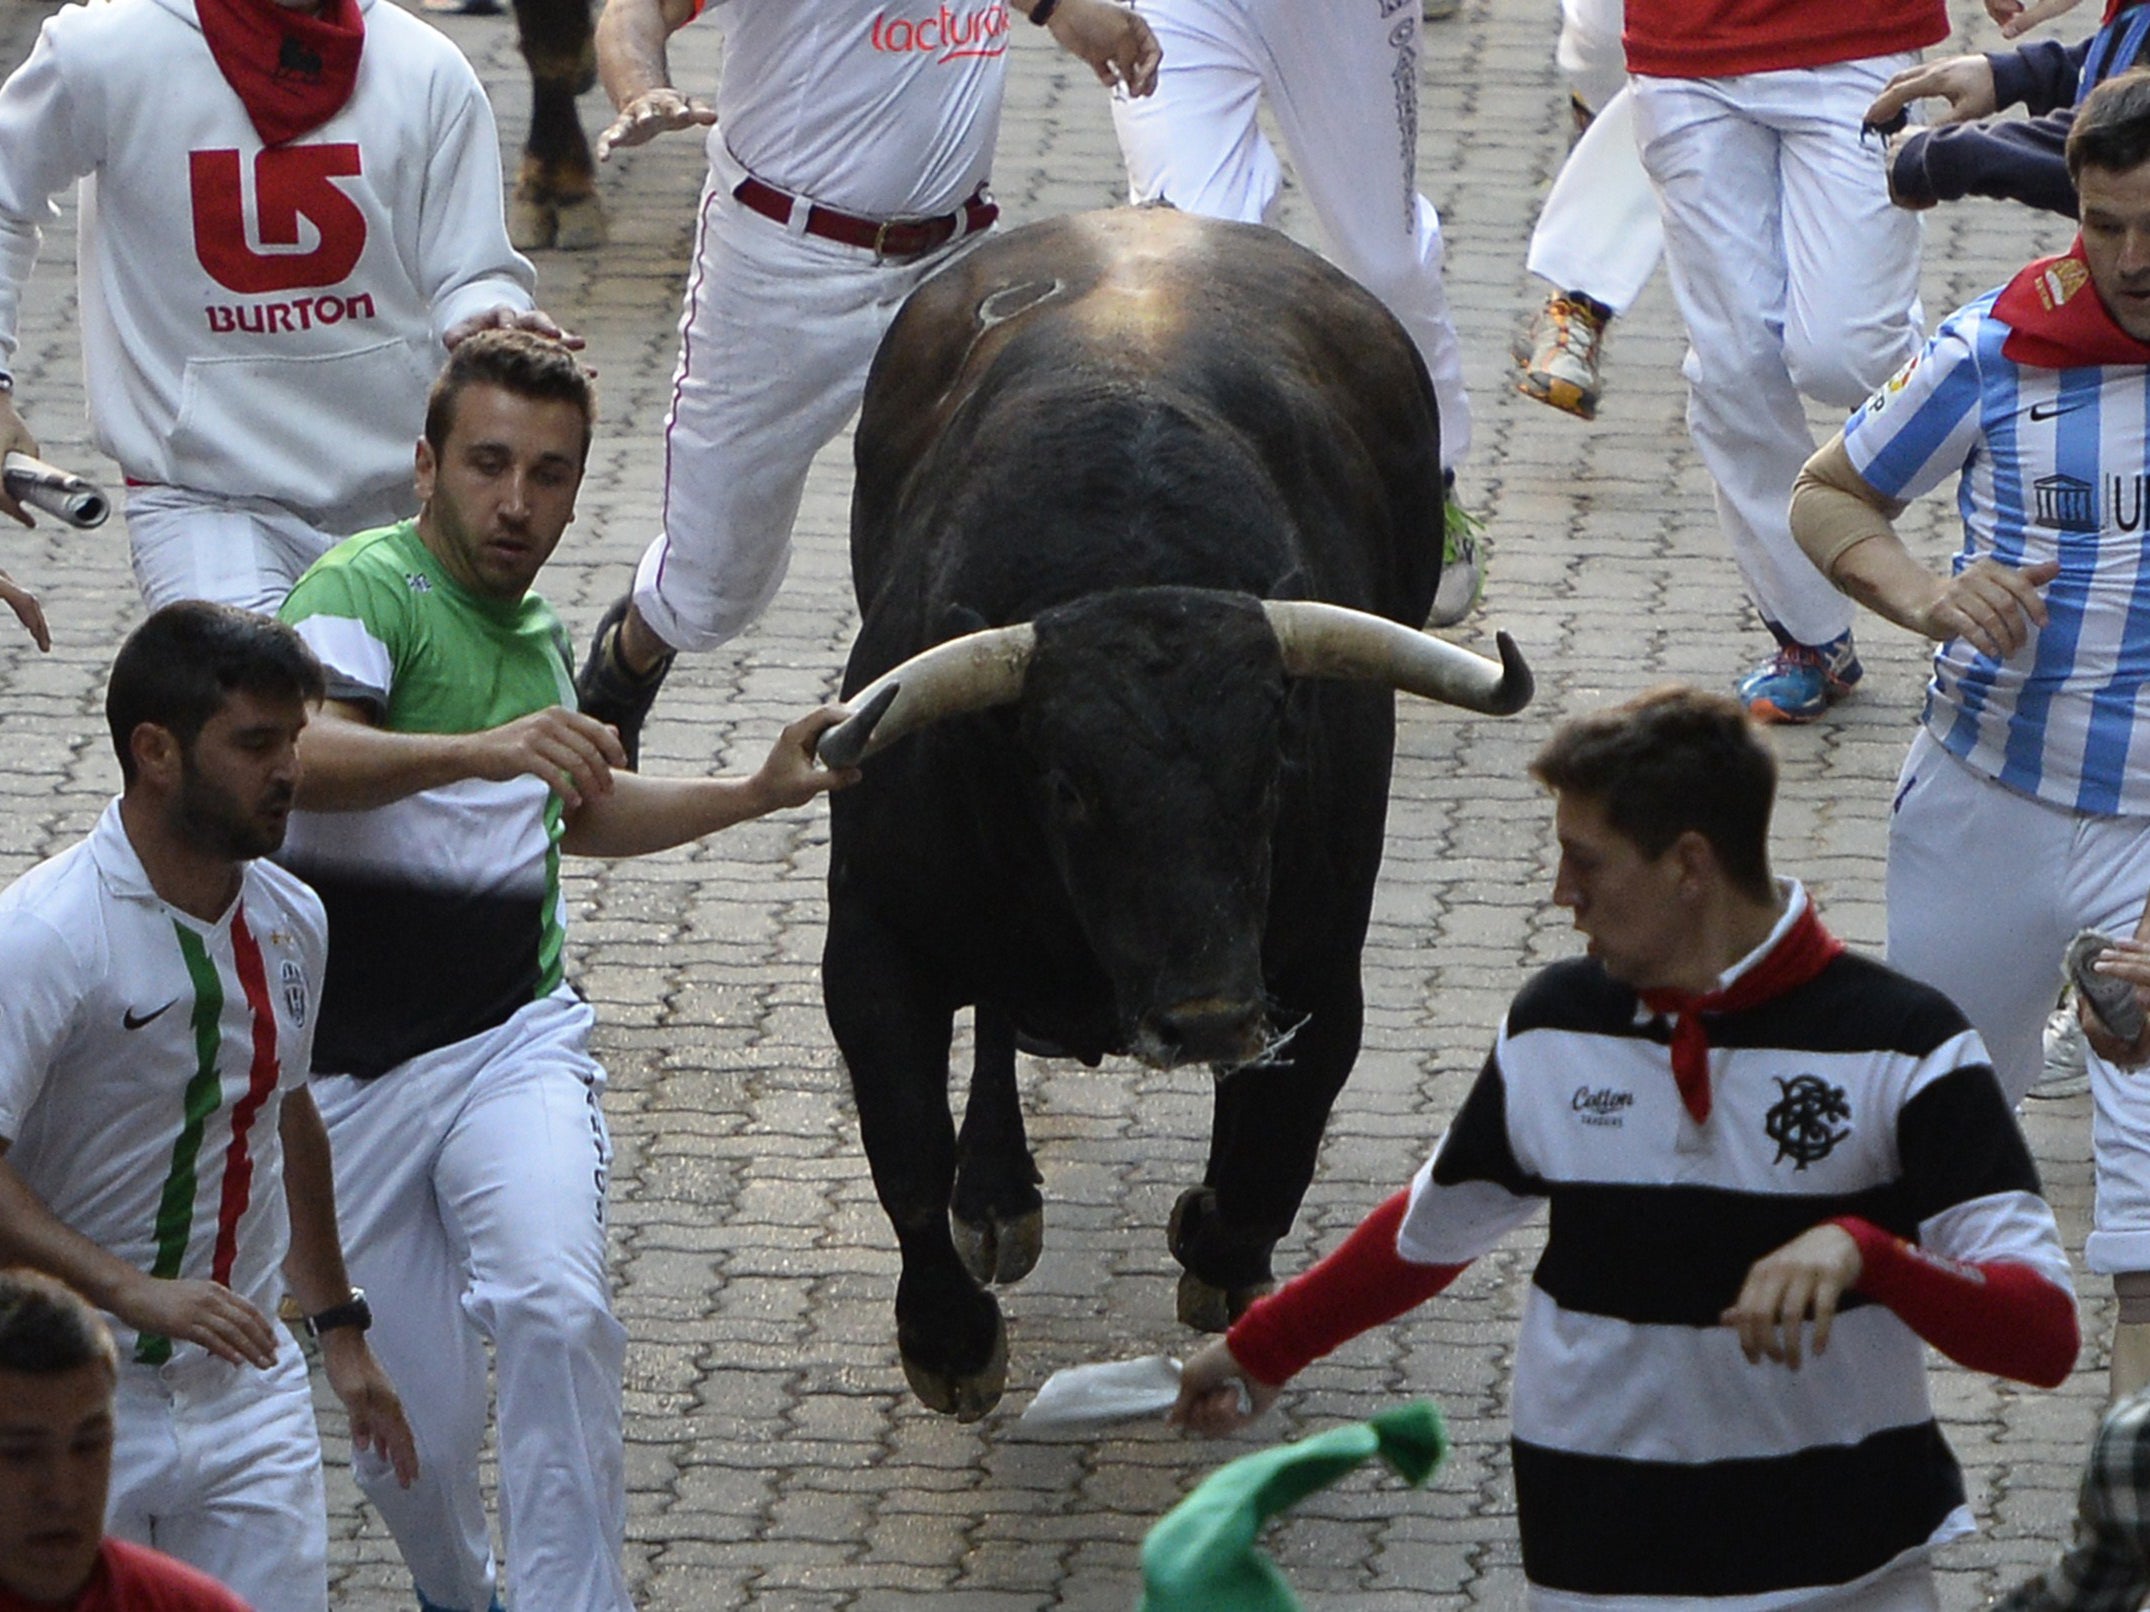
[1427,486,1486,629]
[2034,1004,2089,1098]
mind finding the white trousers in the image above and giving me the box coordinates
[314,992,628,1612]
[108,1343,327,1612]
[1108,0,1472,469]
[636,153,980,654]
[1887,729,2150,1273]
[1633,60,1924,646]
[125,483,405,617]
[1526,88,1664,318]
[1557,0,1626,114]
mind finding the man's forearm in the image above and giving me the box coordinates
[278,1090,357,1315]
[596,0,680,108]
[294,710,484,812]
[0,1152,150,1318]
[1791,434,1938,632]
[562,771,777,858]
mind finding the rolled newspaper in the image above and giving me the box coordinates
[3,452,109,529]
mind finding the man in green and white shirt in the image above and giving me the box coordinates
[278,329,853,1612]
[0,602,417,1612]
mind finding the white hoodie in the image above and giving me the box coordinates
[0,0,536,527]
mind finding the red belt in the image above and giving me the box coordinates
[731,175,998,260]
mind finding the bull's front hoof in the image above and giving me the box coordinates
[899,1313,1008,1421]
[550,194,606,251]
[951,1206,1044,1286]
[508,191,557,252]
[1176,1269,1275,1333]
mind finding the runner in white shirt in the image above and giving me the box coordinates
[0,602,416,1612]
[572,0,1160,766]
[1790,68,2150,1400]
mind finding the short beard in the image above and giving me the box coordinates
[175,761,287,862]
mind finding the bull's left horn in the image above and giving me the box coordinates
[819,623,1039,766]
[1261,602,1533,716]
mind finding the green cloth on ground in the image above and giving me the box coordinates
[1138,1401,1448,1612]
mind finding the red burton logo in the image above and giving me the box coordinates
[192,144,380,334]
[869,2,1009,62]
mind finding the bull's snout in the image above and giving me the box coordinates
[1135,996,1268,1069]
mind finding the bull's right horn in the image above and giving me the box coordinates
[1261,601,1533,716]
[818,624,1038,767]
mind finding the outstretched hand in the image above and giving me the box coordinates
[1722,1223,1864,1370]
[1865,54,1998,132]
[1168,1339,1277,1436]
[758,706,861,808]
[1046,0,1161,97]
[442,305,585,352]
[596,88,718,160]
[1985,0,2086,37]
[0,569,48,651]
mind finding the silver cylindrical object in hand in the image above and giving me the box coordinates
[3,452,109,528]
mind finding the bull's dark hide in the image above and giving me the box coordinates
[822,207,1494,1419]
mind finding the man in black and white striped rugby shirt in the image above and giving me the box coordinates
[1173,686,2079,1612]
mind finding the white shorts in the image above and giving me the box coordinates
[107,1342,327,1612]
[125,484,406,617]
[1886,728,2150,1273]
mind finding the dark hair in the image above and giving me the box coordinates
[105,602,325,785]
[1529,685,1778,902]
[423,328,597,462]
[0,1269,116,1376]
[2069,68,2150,181]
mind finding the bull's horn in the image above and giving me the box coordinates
[818,624,1038,766]
[1261,601,1533,716]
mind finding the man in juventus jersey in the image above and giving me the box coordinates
[0,602,417,1612]
[1791,68,2150,1401]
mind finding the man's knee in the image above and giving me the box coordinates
[1786,324,1913,410]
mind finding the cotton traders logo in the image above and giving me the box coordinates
[869,3,1009,62]
[1571,1086,1634,1128]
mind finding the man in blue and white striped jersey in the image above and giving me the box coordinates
[1791,65,2150,1401]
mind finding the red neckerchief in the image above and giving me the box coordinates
[196,0,365,148]
[1995,236,2150,369]
[1636,902,1845,1125]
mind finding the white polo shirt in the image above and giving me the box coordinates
[707,0,1009,218]
[0,800,326,1367]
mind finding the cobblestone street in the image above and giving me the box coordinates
[0,0,2114,1604]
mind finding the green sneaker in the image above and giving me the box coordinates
[1428,485,1486,628]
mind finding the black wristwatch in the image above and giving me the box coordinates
[304,1288,372,1338]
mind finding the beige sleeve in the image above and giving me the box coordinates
[1790,432,1909,583]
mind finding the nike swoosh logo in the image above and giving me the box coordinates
[123,1000,177,1031]
[2029,399,2091,421]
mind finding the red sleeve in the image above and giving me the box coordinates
[1833,1215,2078,1389]
[1224,1189,1465,1387]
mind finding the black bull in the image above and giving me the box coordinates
[818,208,1532,1419]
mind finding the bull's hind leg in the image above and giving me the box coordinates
[825,906,1008,1420]
[950,1004,1044,1286]
[1173,970,1364,1331]
[511,0,605,250]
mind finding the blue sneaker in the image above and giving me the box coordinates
[1736,628,1862,724]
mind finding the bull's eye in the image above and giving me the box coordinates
[1047,771,1090,824]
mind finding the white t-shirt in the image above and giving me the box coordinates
[705,0,1010,217]
[0,801,326,1367]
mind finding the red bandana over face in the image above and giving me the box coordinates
[196,0,365,148]
[1994,236,2150,369]
[1636,903,1845,1124]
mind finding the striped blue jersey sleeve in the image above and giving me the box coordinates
[1844,304,1991,504]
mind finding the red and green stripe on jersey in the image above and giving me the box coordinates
[135,908,283,1366]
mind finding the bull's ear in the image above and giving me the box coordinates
[938,602,991,642]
